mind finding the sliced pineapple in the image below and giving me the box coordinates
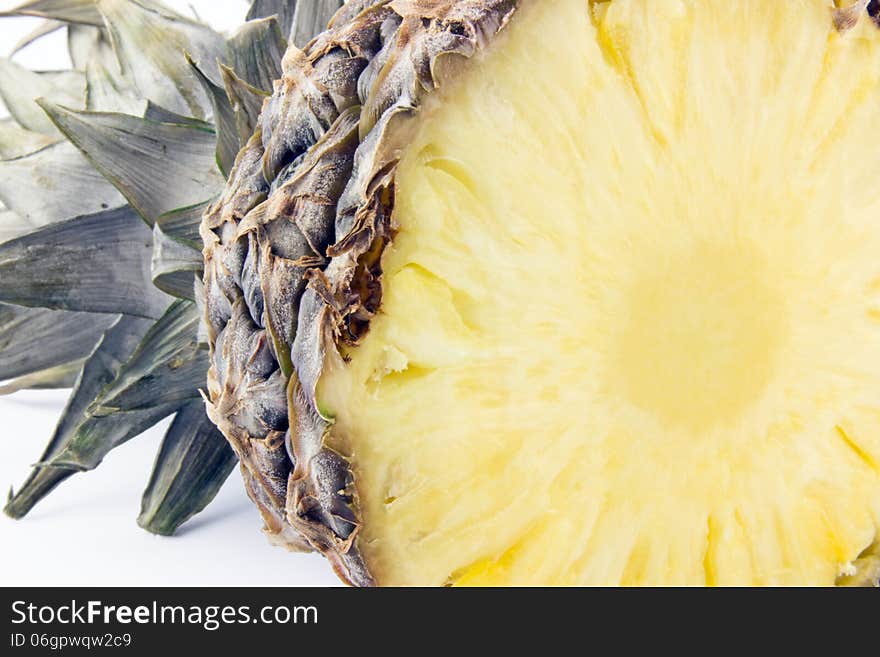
[317,0,880,585]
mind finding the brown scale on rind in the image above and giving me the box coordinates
[201,0,518,585]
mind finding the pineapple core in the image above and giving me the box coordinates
[317,0,880,585]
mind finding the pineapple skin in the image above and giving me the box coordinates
[201,0,517,586]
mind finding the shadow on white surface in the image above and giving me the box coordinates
[174,495,255,537]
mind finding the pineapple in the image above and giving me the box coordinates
[2,0,880,586]
[0,0,346,534]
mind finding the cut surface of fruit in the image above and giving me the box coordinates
[317,0,880,585]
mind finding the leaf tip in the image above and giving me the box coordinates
[136,511,178,537]
[33,96,67,129]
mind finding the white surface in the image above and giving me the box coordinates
[0,1,340,587]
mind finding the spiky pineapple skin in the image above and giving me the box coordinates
[202,0,517,585]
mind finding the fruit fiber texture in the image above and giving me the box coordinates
[203,0,880,586]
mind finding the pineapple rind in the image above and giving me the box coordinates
[203,0,518,585]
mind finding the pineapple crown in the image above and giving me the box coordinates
[0,0,344,536]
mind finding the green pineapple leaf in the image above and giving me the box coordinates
[88,299,207,415]
[140,100,212,127]
[8,18,65,56]
[0,58,84,134]
[151,222,202,300]
[155,201,208,243]
[0,203,32,243]
[67,24,107,70]
[0,360,84,395]
[246,0,344,48]
[186,54,238,177]
[227,16,285,94]
[0,0,104,26]
[246,0,297,44]
[39,101,224,224]
[150,202,206,301]
[288,0,344,48]
[83,34,146,114]
[96,0,225,119]
[0,120,57,159]
[138,401,237,536]
[220,64,267,146]
[0,206,171,318]
[0,304,114,384]
[3,314,175,518]
[0,142,125,225]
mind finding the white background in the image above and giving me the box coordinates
[0,0,339,586]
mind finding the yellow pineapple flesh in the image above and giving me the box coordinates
[317,0,880,585]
